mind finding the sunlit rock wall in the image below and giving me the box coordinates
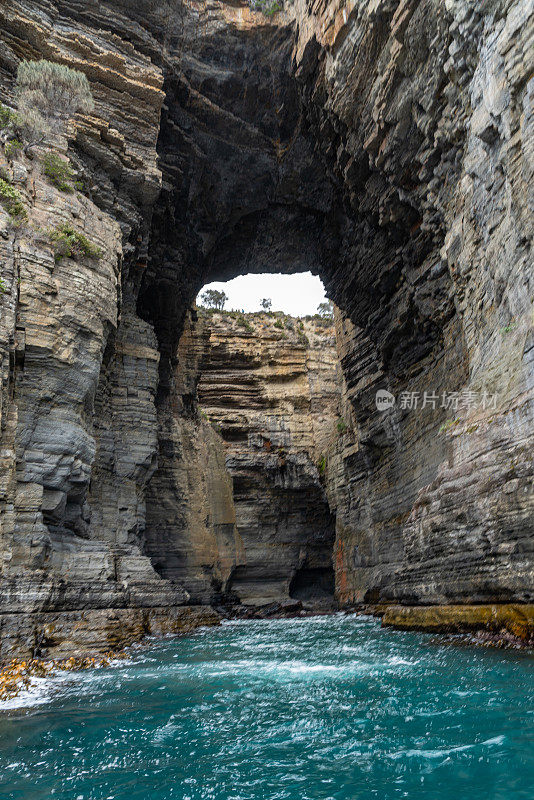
[145,310,339,606]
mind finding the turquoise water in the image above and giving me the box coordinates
[0,614,533,800]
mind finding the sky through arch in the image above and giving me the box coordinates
[197,272,328,317]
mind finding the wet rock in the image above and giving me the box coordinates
[382,604,534,645]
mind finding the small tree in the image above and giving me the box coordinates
[200,289,228,311]
[15,60,94,146]
[260,297,272,312]
[317,300,334,321]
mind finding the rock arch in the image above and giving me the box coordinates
[0,0,532,658]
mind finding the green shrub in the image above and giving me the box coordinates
[48,223,102,262]
[237,315,253,332]
[500,322,516,335]
[297,330,309,346]
[438,418,459,434]
[16,60,94,119]
[0,103,14,130]
[42,152,77,191]
[4,139,23,159]
[317,455,326,476]
[336,418,348,435]
[274,318,284,329]
[15,103,51,146]
[250,0,282,16]
[15,60,94,143]
[0,178,26,221]
[313,315,331,329]
[0,276,7,294]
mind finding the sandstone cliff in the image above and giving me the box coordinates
[142,308,341,608]
[196,310,339,606]
[0,0,532,658]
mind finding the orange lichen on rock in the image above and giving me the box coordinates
[381,605,534,646]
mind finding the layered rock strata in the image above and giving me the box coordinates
[145,310,340,607]
[0,0,196,657]
[0,0,532,658]
[0,605,220,663]
[196,311,339,606]
[143,311,246,605]
[309,0,534,605]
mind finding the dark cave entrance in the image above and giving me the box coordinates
[289,566,335,602]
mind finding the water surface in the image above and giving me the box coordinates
[1,614,532,799]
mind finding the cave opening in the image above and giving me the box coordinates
[289,566,335,602]
[132,14,354,608]
[133,5,449,610]
[123,0,530,616]
[196,271,330,317]
[142,270,339,609]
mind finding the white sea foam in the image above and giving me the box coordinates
[202,657,361,678]
[480,735,506,746]
[388,735,506,761]
[0,676,57,711]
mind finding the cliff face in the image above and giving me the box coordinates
[0,0,532,657]
[303,0,534,604]
[0,0,195,659]
[143,311,246,606]
[196,311,339,606]
[143,309,340,608]
[140,309,340,609]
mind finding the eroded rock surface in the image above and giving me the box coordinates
[144,310,340,607]
[196,311,339,606]
[0,0,532,657]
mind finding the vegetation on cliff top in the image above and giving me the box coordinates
[200,288,228,310]
[236,314,253,332]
